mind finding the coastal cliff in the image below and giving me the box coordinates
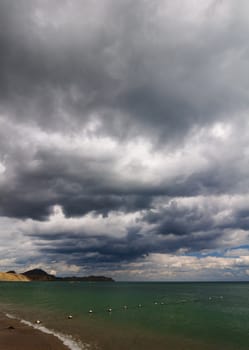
[0,272,30,282]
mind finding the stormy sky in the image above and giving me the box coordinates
[1,0,249,280]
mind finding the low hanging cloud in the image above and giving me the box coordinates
[1,0,249,279]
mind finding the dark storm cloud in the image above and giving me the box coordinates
[0,140,158,219]
[143,202,213,236]
[24,204,224,266]
[142,199,249,238]
[218,208,249,231]
[1,0,249,276]
[27,226,222,269]
[2,148,248,221]
[1,0,248,140]
[28,231,151,264]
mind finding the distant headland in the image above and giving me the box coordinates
[0,269,114,282]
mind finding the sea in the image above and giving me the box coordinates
[0,281,249,350]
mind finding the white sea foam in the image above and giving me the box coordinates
[5,313,92,350]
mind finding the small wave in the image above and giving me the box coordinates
[5,313,92,350]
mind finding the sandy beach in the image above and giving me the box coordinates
[0,313,69,350]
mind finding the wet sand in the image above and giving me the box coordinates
[0,311,238,350]
[0,313,69,350]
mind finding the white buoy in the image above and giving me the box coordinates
[35,320,41,324]
[160,302,164,305]
[123,305,128,310]
[107,308,112,312]
[88,309,93,314]
[67,315,73,319]
[138,304,142,308]
[154,302,158,305]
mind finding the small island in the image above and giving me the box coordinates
[0,269,114,282]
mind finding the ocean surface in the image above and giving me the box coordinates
[1,281,249,350]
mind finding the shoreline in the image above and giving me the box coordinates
[0,312,81,350]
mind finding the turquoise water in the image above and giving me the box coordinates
[1,282,249,349]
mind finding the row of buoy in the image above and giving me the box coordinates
[88,304,144,314]
[34,296,223,323]
[34,302,161,323]
[85,296,223,315]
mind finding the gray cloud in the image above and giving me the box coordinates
[1,0,249,279]
[1,0,249,139]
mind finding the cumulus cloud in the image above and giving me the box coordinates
[1,0,249,279]
[114,252,249,281]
